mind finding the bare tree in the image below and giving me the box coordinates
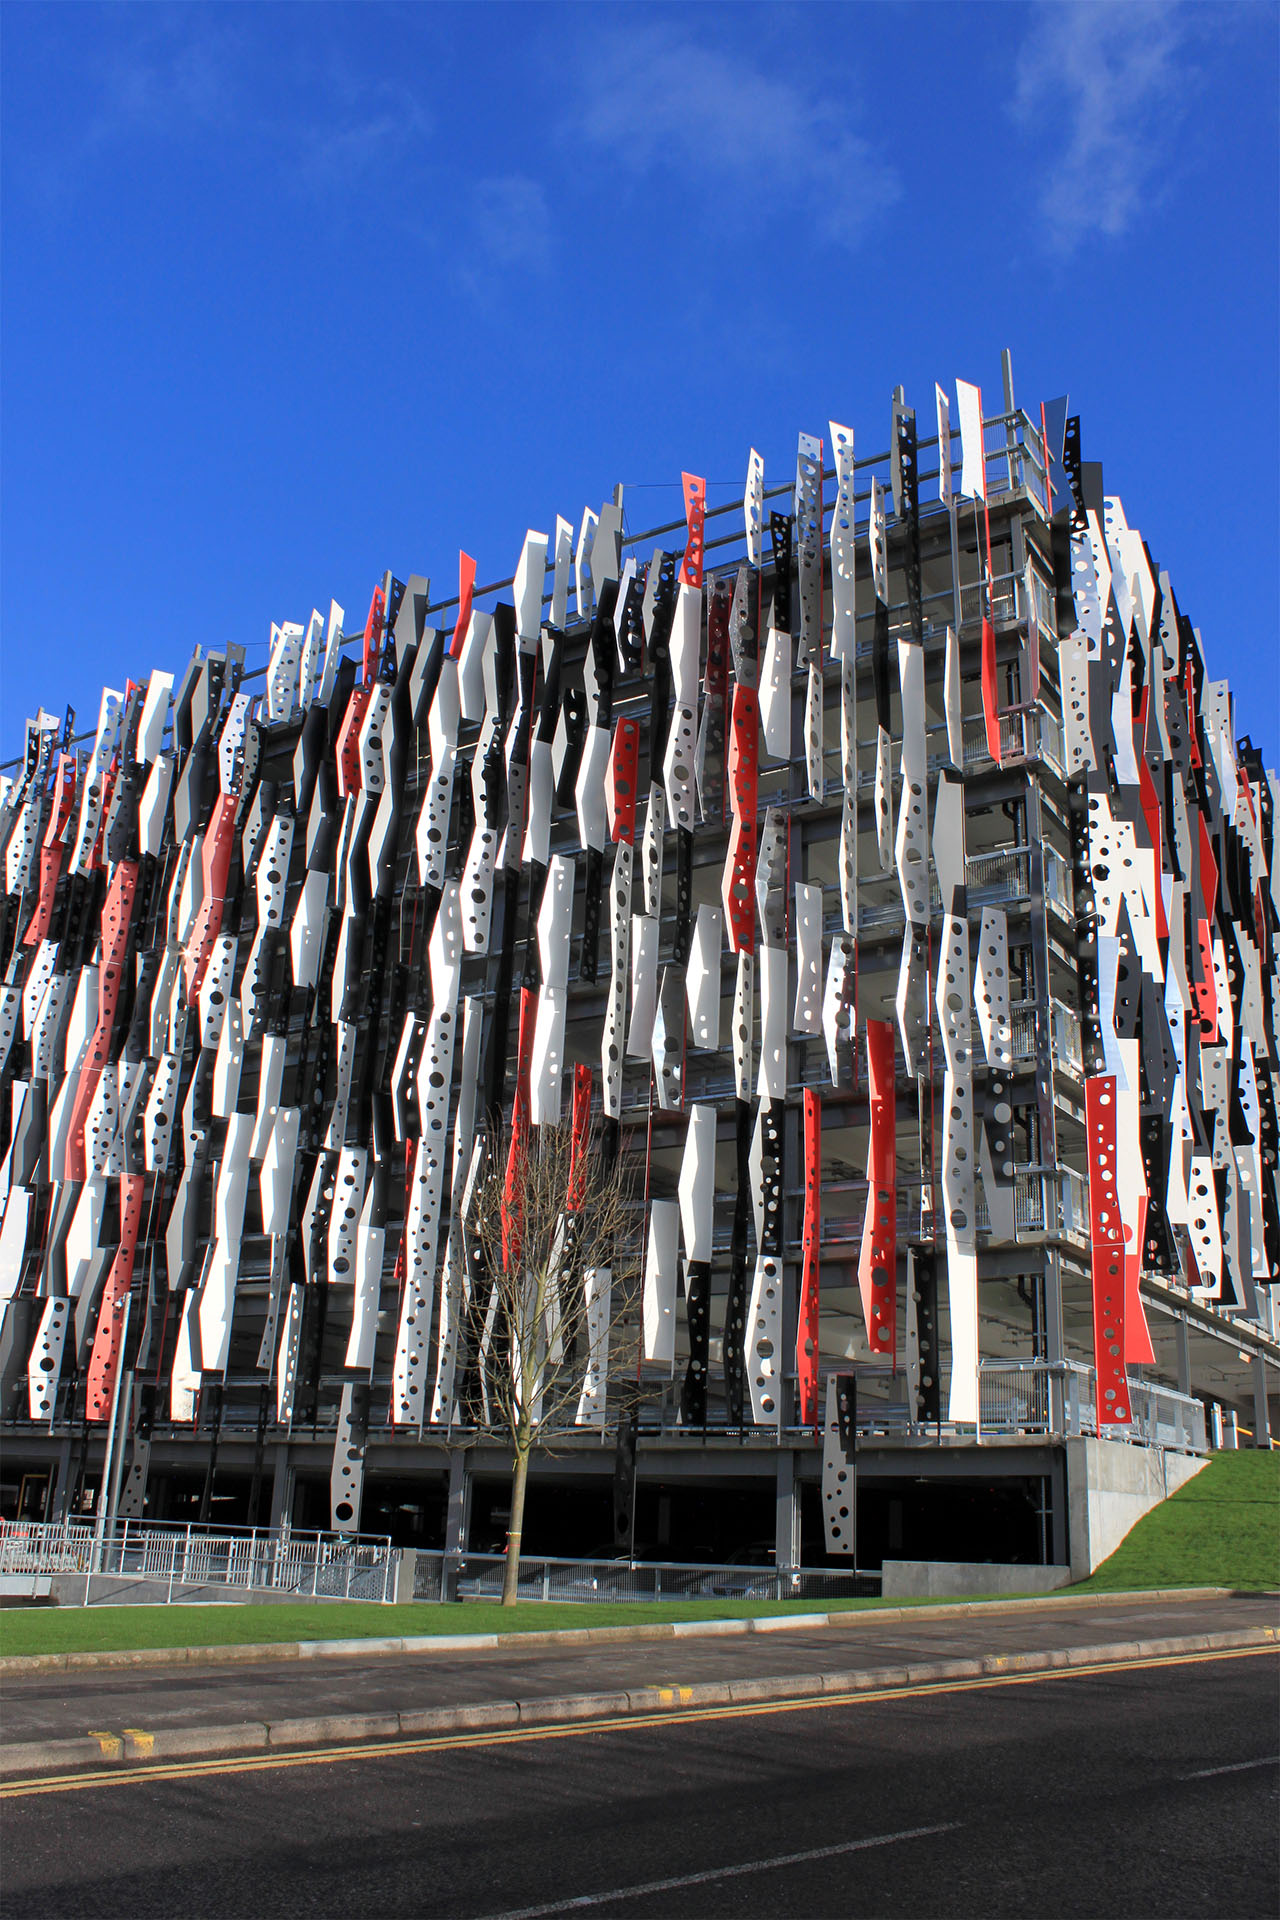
[469,1106,640,1606]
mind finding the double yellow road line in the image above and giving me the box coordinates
[5,1644,1273,1801]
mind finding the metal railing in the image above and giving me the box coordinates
[979,1361,1207,1452]
[0,1518,400,1605]
[411,1550,877,1605]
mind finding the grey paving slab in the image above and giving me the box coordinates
[2,1594,1275,1747]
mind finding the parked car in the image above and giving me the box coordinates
[697,1542,797,1599]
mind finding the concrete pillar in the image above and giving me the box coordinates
[268,1445,293,1530]
[445,1450,470,1552]
[775,1449,801,1573]
[47,1437,74,1522]
[1251,1356,1272,1448]
[1176,1318,1191,1396]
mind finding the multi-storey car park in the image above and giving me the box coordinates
[0,353,1276,1589]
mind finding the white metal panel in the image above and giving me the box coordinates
[642,1199,679,1364]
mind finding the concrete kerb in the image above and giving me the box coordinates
[2,1626,1274,1780]
[2,1585,1264,1678]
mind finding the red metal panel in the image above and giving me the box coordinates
[451,551,476,660]
[797,1087,822,1427]
[857,1018,896,1358]
[1197,814,1218,921]
[64,859,139,1182]
[566,1064,593,1214]
[182,793,237,1002]
[23,752,76,948]
[680,473,706,589]
[360,583,386,687]
[334,682,373,802]
[85,1173,145,1421]
[1192,918,1218,1042]
[724,683,759,954]
[1085,1075,1130,1424]
[605,717,640,846]
[981,615,1001,765]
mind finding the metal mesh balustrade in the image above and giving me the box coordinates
[977,1361,1207,1451]
[412,1550,878,1605]
[0,1518,399,1604]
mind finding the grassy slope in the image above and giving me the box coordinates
[1073,1448,1279,1593]
[0,1593,925,1657]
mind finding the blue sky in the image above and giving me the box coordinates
[2,0,1277,763]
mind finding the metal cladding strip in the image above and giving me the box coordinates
[686,904,723,1051]
[627,914,659,1061]
[28,1296,72,1423]
[933,772,978,1422]
[858,1019,897,1359]
[797,1087,822,1427]
[678,1104,716,1424]
[663,583,700,834]
[1085,1076,1130,1424]
[759,624,791,764]
[68,688,123,876]
[642,1197,678,1365]
[416,657,460,888]
[746,1099,784,1426]
[695,572,731,824]
[62,859,138,1184]
[605,717,640,847]
[197,1111,255,1378]
[680,473,706,589]
[181,794,237,1002]
[794,432,822,670]
[896,637,929,927]
[793,883,823,1037]
[531,855,573,1126]
[822,933,856,1088]
[723,683,759,954]
[828,423,856,662]
[980,617,1001,766]
[84,1173,145,1420]
[821,1374,857,1556]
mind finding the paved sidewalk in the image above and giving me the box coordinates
[1,1591,1275,1775]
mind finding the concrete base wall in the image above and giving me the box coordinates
[1066,1438,1207,1579]
[880,1560,1073,1599]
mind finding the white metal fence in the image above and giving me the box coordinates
[0,1519,400,1605]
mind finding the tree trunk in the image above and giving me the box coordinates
[501,1442,531,1606]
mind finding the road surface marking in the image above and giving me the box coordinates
[4,1645,1273,1801]
[85,1733,121,1760]
[1180,1755,1279,1780]
[472,1822,962,1920]
[123,1729,155,1755]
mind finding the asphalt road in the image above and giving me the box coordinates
[5,1592,1276,1747]
[5,1651,1277,1920]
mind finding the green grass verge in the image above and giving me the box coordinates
[1071,1449,1280,1593]
[0,1593,931,1658]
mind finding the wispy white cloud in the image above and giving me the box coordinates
[451,174,553,306]
[29,14,430,208]
[1013,0,1201,251]
[82,16,244,151]
[564,21,899,250]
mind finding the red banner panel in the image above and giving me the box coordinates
[858,1018,897,1358]
[1086,1075,1130,1423]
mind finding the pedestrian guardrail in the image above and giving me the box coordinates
[0,1518,400,1605]
[411,1550,878,1605]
